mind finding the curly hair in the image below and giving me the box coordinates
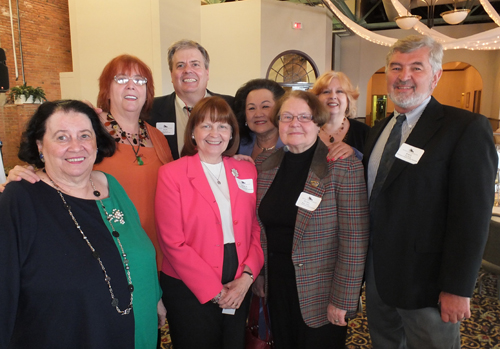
[18,100,116,168]
[233,79,285,145]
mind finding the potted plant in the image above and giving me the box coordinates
[8,83,47,104]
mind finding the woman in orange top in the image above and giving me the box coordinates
[94,55,173,270]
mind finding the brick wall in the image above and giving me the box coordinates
[0,0,72,170]
[1,104,38,170]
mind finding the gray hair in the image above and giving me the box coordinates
[167,39,210,72]
[385,35,443,75]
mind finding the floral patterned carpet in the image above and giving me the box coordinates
[346,272,500,349]
[160,271,500,349]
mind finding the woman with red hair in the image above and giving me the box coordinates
[94,55,173,271]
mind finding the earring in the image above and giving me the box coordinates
[245,122,248,127]
[345,106,350,115]
[191,134,195,139]
[39,153,45,163]
[230,136,233,140]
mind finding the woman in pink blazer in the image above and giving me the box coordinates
[155,96,264,349]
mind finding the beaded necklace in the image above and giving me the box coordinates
[45,171,134,315]
[321,117,348,143]
[106,113,148,165]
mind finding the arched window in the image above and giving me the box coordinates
[266,50,319,91]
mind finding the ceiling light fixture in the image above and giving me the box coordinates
[395,15,422,30]
[322,0,500,50]
[441,8,470,24]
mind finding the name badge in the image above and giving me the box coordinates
[295,192,322,211]
[236,178,254,193]
[396,143,424,164]
[156,122,175,136]
[222,308,236,315]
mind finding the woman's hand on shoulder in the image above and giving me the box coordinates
[232,154,255,165]
[0,165,39,192]
[326,142,354,162]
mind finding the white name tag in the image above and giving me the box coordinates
[222,308,236,315]
[156,122,175,136]
[396,143,424,164]
[236,178,254,193]
[295,192,322,211]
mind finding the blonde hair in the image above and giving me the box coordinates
[311,71,359,119]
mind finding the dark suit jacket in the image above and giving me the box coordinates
[363,96,497,310]
[148,90,234,159]
[256,141,369,325]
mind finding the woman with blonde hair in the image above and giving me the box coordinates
[311,71,370,156]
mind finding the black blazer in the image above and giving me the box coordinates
[363,97,497,310]
[148,91,234,159]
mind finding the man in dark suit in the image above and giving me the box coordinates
[364,35,497,348]
[148,39,234,159]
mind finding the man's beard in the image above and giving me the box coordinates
[389,81,433,110]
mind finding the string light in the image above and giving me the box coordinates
[323,0,500,50]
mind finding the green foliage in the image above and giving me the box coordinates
[8,83,47,103]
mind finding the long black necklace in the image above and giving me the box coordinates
[45,171,134,315]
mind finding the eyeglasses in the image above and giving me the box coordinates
[278,113,314,123]
[114,75,148,86]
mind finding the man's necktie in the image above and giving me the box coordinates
[183,106,193,116]
[370,113,406,202]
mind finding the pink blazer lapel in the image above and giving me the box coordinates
[187,154,222,223]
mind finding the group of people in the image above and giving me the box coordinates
[0,34,496,349]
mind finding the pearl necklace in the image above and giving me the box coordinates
[45,171,134,315]
[321,117,347,143]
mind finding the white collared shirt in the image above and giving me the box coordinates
[367,97,431,198]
